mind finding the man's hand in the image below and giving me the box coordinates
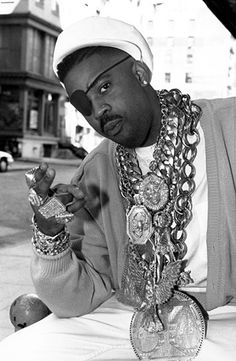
[26,162,86,236]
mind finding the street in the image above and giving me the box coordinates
[0,160,80,248]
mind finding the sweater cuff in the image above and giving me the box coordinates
[31,246,74,276]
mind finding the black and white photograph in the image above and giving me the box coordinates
[0,1,236,360]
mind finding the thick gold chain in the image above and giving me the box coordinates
[116,89,201,260]
[116,90,205,360]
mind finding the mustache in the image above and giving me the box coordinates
[99,114,123,131]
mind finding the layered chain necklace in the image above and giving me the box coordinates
[115,89,206,360]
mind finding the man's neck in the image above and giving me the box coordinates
[141,89,162,147]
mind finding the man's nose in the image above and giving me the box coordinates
[93,102,111,119]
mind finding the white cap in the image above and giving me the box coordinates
[53,16,153,78]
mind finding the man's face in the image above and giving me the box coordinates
[63,50,157,148]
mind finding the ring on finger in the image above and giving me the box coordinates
[55,212,74,224]
[25,166,39,188]
[38,196,74,224]
[28,188,45,207]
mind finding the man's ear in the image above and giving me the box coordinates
[132,60,151,86]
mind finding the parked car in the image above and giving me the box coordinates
[0,151,14,172]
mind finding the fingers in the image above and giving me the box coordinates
[26,163,88,230]
[66,184,86,199]
[66,186,87,213]
[54,184,87,213]
[33,163,56,198]
[26,162,56,217]
[67,199,87,214]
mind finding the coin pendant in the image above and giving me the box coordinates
[130,291,206,360]
[139,174,169,211]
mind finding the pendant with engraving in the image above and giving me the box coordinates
[127,205,153,245]
[139,174,169,212]
[130,291,206,360]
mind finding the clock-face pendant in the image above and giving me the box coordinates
[139,174,169,212]
[127,205,153,245]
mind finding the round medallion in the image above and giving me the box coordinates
[127,205,153,245]
[153,212,172,228]
[139,174,169,211]
[130,291,206,360]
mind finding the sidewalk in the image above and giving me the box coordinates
[20,156,82,167]
[0,240,34,341]
[0,157,82,342]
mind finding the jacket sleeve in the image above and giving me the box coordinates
[30,154,114,318]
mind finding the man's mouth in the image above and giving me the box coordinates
[102,118,122,136]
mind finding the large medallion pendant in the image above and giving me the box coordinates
[130,291,206,360]
[139,174,169,212]
[127,205,153,245]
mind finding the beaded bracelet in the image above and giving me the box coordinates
[31,218,71,256]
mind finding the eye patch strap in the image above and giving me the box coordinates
[85,55,131,94]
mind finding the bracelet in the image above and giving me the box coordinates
[31,217,71,256]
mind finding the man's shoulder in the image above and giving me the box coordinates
[194,96,236,112]
[72,138,116,183]
[84,138,115,163]
[194,96,235,139]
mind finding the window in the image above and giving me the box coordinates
[186,53,193,64]
[0,86,22,131]
[44,35,56,78]
[165,52,172,64]
[147,37,153,46]
[44,93,57,136]
[51,0,59,15]
[0,26,21,70]
[167,36,174,47]
[187,36,195,49]
[168,19,175,34]
[165,72,171,83]
[35,0,44,8]
[28,29,45,74]
[27,90,40,133]
[188,19,195,34]
[148,20,153,31]
[185,72,192,83]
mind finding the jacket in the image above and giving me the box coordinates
[31,97,236,317]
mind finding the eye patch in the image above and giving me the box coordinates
[70,90,92,116]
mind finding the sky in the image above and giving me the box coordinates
[57,0,105,29]
[57,0,157,29]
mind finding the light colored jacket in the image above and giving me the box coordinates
[31,97,236,317]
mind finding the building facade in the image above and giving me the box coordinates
[0,0,65,159]
[102,0,236,99]
[148,0,236,99]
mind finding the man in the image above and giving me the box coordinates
[0,16,236,361]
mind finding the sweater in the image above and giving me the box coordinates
[31,96,236,317]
